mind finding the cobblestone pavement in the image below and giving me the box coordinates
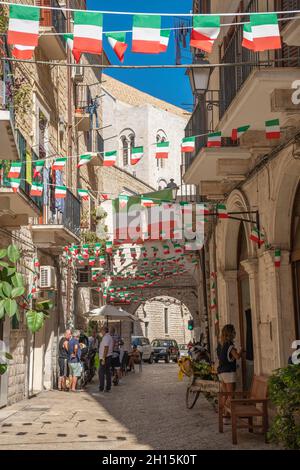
[0,363,278,450]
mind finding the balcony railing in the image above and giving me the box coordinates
[0,131,43,212]
[44,187,81,238]
[219,0,300,119]
[39,0,66,48]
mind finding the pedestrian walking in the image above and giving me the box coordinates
[58,329,72,391]
[99,326,113,392]
[68,330,82,392]
[110,327,122,384]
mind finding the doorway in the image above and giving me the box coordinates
[291,183,300,340]
[237,224,254,390]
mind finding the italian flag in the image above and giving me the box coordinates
[8,4,40,48]
[77,153,93,168]
[119,195,129,209]
[8,161,22,178]
[163,245,170,255]
[10,178,21,193]
[52,157,67,171]
[231,125,250,141]
[250,227,265,247]
[73,11,103,55]
[160,29,171,52]
[190,15,220,53]
[82,244,89,259]
[89,257,96,266]
[250,13,281,52]
[106,32,128,62]
[132,15,161,54]
[77,255,85,265]
[78,188,89,200]
[100,193,109,200]
[275,249,281,268]
[30,182,43,197]
[131,146,143,165]
[55,185,67,199]
[33,160,45,178]
[210,298,217,310]
[34,258,40,268]
[207,132,222,148]
[94,243,101,257]
[100,255,106,265]
[242,23,254,50]
[63,33,81,63]
[106,241,113,254]
[181,136,196,153]
[156,141,169,159]
[174,243,183,254]
[12,44,35,60]
[141,197,155,208]
[217,204,228,219]
[103,151,117,167]
[265,119,281,139]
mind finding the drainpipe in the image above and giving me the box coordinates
[66,0,72,321]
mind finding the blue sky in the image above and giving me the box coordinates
[87,0,193,110]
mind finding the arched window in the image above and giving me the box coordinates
[158,178,168,190]
[156,130,167,170]
[120,129,135,167]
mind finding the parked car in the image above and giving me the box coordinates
[131,336,154,363]
[151,339,180,363]
[178,343,189,358]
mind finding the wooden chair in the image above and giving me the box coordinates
[218,375,269,445]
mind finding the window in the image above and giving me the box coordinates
[164,307,168,334]
[121,136,129,166]
[120,129,135,167]
[156,131,167,170]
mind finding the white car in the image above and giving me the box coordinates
[131,336,154,363]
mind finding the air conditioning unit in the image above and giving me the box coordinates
[72,65,84,82]
[39,266,56,290]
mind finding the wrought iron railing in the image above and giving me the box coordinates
[39,0,66,48]
[62,189,81,237]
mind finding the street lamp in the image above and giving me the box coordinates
[166,179,179,200]
[186,55,214,95]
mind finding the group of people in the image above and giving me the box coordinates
[58,325,142,393]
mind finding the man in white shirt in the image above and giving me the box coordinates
[98,326,113,392]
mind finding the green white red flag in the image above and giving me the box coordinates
[190,15,220,53]
[12,44,35,60]
[231,125,250,141]
[33,160,45,178]
[106,32,128,62]
[73,11,103,55]
[131,146,143,165]
[275,249,281,268]
[242,23,254,50]
[10,178,20,193]
[181,136,196,153]
[141,197,155,207]
[78,189,89,200]
[119,195,129,209]
[8,4,40,48]
[77,153,93,168]
[160,29,171,52]
[106,241,113,254]
[250,13,281,52]
[217,204,228,219]
[103,151,117,167]
[55,185,67,199]
[265,119,280,139]
[30,182,43,197]
[52,157,67,171]
[63,33,81,63]
[132,15,161,54]
[207,132,222,148]
[8,161,22,178]
[155,141,169,159]
[250,227,265,247]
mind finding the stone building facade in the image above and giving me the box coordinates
[184,0,300,388]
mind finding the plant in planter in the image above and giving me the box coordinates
[268,365,300,449]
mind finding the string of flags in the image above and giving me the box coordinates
[5,4,292,62]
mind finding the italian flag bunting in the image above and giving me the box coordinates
[132,15,161,54]
[163,245,170,255]
[217,204,228,219]
[52,157,67,171]
[106,241,113,254]
[106,32,128,62]
[94,243,101,257]
[119,195,129,209]
[8,161,22,178]
[82,244,89,259]
[30,182,43,197]
[73,11,103,55]
[207,132,222,148]
[77,153,93,168]
[10,178,21,193]
[63,33,81,63]
[174,243,183,254]
[242,23,254,50]
[55,185,67,199]
[103,151,117,167]
[78,188,89,200]
[250,227,265,247]
[275,249,281,268]
[141,197,155,208]
[160,29,171,52]
[250,13,281,52]
[231,125,250,142]
[33,160,45,178]
[89,257,96,267]
[155,141,169,159]
[12,44,35,60]
[265,119,281,139]
[100,255,106,265]
[131,146,143,165]
[8,4,40,48]
[190,15,220,53]
[181,136,196,153]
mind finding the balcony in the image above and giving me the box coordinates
[183,146,251,200]
[31,188,81,252]
[0,134,43,227]
[38,0,66,60]
[75,102,90,132]
[279,0,300,47]
[87,129,104,166]
[0,58,18,160]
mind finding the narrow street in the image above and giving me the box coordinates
[0,364,274,450]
